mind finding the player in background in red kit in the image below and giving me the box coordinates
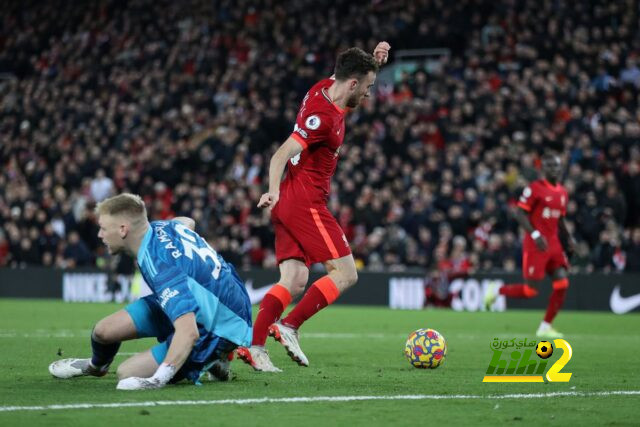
[485,153,576,339]
[237,42,391,372]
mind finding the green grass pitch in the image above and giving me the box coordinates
[0,299,638,426]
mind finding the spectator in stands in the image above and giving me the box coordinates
[0,0,638,274]
[62,231,93,268]
[90,169,114,203]
[624,228,640,272]
[13,237,40,266]
[620,58,640,88]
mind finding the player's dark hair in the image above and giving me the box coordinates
[541,152,560,163]
[334,47,379,81]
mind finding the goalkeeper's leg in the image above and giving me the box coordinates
[49,310,137,378]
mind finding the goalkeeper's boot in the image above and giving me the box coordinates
[207,359,231,381]
[49,358,109,379]
[268,321,309,367]
[236,346,282,372]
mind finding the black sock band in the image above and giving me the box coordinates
[90,330,121,368]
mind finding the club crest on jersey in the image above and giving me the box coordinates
[305,115,321,130]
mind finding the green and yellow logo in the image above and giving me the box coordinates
[482,338,573,383]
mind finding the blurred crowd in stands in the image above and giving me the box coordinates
[1,0,639,275]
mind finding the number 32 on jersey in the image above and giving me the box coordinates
[175,223,222,279]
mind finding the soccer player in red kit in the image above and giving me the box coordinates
[237,42,391,372]
[485,153,576,338]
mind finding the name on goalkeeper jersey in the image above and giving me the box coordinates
[154,222,183,259]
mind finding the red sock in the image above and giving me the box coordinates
[252,284,291,346]
[282,276,340,330]
[499,284,539,298]
[544,278,569,323]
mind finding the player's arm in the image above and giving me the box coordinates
[116,313,199,390]
[120,312,199,390]
[173,216,195,231]
[516,186,547,251]
[163,312,199,368]
[257,136,303,208]
[373,41,391,65]
[513,206,548,251]
[513,206,535,235]
[117,267,200,390]
[559,216,576,256]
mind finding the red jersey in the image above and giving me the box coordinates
[517,179,568,247]
[282,78,346,205]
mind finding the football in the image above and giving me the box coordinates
[404,328,447,369]
[536,341,554,359]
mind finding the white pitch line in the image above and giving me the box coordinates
[0,332,400,340]
[0,329,92,339]
[304,332,390,339]
[1,391,639,413]
[2,331,640,340]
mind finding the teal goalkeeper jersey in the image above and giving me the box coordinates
[136,220,252,352]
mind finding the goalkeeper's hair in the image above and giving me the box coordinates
[95,193,147,221]
[334,47,379,81]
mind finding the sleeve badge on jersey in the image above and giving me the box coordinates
[305,115,321,130]
[293,123,308,138]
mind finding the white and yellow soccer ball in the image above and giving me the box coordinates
[404,328,447,369]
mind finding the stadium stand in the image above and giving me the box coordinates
[1,0,639,272]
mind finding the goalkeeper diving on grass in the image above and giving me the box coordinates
[49,193,252,390]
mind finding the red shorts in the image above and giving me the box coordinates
[522,240,569,281]
[271,199,351,267]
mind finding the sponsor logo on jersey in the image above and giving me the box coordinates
[541,207,562,219]
[159,287,180,308]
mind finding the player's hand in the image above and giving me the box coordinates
[373,41,391,65]
[566,235,577,258]
[257,192,279,209]
[534,235,548,251]
[116,376,165,391]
